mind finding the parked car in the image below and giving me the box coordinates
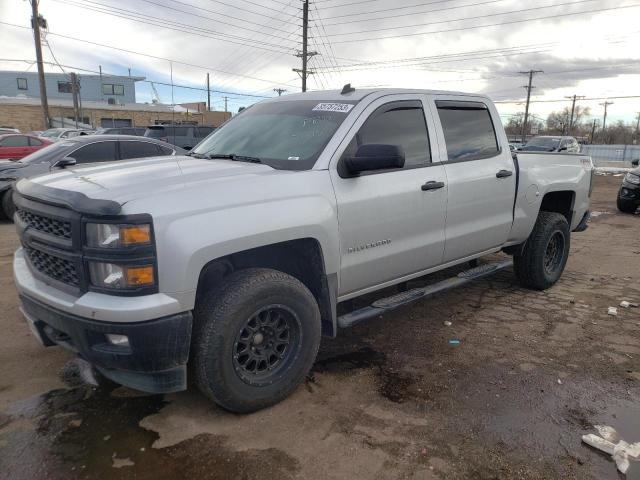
[0,134,52,161]
[144,124,215,150]
[617,159,640,213]
[11,88,592,413]
[0,135,185,219]
[94,127,146,136]
[520,136,580,153]
[0,127,20,134]
[39,128,93,142]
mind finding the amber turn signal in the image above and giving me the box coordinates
[125,266,155,286]
[121,225,151,246]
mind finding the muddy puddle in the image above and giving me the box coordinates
[0,385,298,480]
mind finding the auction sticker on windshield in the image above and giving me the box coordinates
[312,103,354,113]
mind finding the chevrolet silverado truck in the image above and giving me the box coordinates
[13,87,593,413]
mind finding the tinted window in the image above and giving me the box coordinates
[1,136,29,147]
[119,141,161,159]
[158,145,174,155]
[348,101,431,167]
[436,101,499,161]
[196,127,214,137]
[29,137,43,146]
[71,142,117,163]
[173,127,191,136]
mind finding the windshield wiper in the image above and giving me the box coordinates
[206,153,262,164]
[187,151,208,159]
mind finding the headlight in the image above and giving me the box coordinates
[86,223,151,248]
[88,262,155,289]
[624,173,640,185]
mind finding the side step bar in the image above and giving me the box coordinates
[337,259,513,328]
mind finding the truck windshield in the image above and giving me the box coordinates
[190,100,358,170]
[525,137,560,148]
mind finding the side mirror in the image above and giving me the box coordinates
[343,144,405,175]
[632,159,639,167]
[52,157,76,169]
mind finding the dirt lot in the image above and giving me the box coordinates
[0,174,639,480]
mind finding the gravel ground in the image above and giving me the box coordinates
[0,174,639,480]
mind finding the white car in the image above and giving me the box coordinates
[39,128,93,142]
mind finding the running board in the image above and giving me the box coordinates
[337,259,513,328]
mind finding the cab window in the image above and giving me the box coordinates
[436,101,499,161]
[343,100,431,169]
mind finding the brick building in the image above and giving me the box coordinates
[0,97,231,133]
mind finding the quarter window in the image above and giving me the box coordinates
[436,101,499,161]
[345,100,431,168]
[71,142,117,163]
[29,137,43,146]
[17,78,28,90]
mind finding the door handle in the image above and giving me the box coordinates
[421,181,445,191]
[496,170,513,178]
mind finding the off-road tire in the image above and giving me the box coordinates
[192,268,321,413]
[617,196,638,214]
[514,211,570,290]
[1,190,14,221]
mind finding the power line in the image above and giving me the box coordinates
[52,0,295,52]
[0,21,298,88]
[324,0,605,37]
[328,3,640,44]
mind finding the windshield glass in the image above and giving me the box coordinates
[525,137,560,148]
[40,129,64,138]
[191,99,358,170]
[19,142,72,164]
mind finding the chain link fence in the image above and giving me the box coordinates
[579,144,640,167]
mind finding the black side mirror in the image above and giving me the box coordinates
[343,144,405,175]
[52,157,76,169]
[632,159,639,167]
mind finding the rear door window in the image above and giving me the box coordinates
[1,136,29,147]
[29,137,44,146]
[71,141,118,163]
[436,101,499,161]
[119,141,162,159]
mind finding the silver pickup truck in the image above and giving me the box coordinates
[12,87,593,412]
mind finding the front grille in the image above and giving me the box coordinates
[25,247,79,287]
[17,209,72,240]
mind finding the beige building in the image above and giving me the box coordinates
[0,97,231,133]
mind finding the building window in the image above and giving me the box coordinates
[17,78,28,90]
[58,81,72,93]
[102,84,125,95]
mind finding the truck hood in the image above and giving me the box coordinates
[27,155,279,206]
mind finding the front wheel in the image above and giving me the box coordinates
[514,212,570,290]
[617,195,638,214]
[192,268,321,413]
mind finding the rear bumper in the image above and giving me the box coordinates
[19,294,192,393]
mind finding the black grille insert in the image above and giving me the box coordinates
[17,209,72,240]
[25,247,79,287]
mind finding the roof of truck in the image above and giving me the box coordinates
[263,87,489,102]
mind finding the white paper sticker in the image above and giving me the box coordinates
[312,103,354,113]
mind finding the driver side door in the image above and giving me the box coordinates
[330,95,447,299]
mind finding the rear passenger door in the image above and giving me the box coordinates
[432,98,516,262]
[331,95,447,297]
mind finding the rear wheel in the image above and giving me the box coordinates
[192,268,321,413]
[1,190,15,221]
[617,195,638,214]
[514,212,570,290]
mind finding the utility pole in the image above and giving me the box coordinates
[30,0,50,129]
[70,72,80,128]
[223,96,228,113]
[293,0,317,92]
[565,95,585,135]
[206,73,211,111]
[519,70,543,143]
[635,112,640,136]
[599,101,613,142]
[273,88,287,96]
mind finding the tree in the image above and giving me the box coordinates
[546,106,591,135]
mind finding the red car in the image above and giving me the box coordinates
[0,134,53,161]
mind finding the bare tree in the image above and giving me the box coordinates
[546,106,591,134]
